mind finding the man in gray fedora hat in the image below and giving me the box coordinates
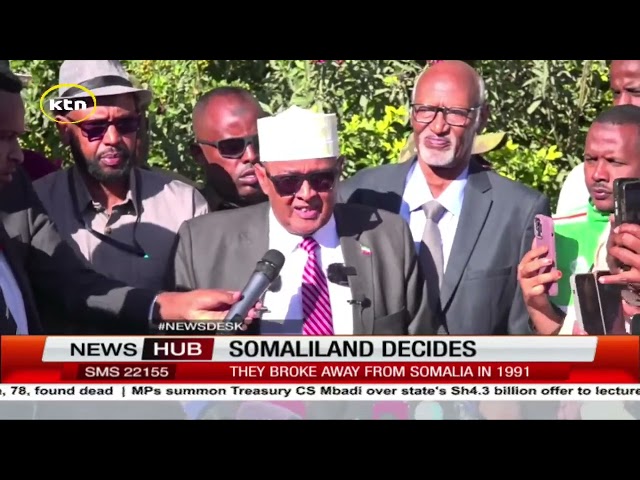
[52,60,153,108]
[0,59,260,334]
[34,61,210,333]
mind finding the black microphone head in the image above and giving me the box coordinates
[257,249,286,282]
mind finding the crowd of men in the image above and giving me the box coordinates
[2,59,640,419]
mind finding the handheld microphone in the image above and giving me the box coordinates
[224,250,285,324]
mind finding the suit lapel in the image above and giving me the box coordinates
[239,203,269,334]
[440,162,493,309]
[241,202,270,254]
[334,204,374,334]
[388,159,415,213]
[0,223,41,333]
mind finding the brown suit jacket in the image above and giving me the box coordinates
[166,201,436,335]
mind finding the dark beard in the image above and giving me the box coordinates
[70,137,134,184]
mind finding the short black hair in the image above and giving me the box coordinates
[594,104,640,128]
[193,86,264,122]
[0,72,23,94]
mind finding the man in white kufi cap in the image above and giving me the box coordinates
[169,106,437,335]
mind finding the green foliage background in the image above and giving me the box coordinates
[10,60,612,209]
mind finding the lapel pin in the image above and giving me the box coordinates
[360,245,372,256]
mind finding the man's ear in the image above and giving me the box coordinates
[336,155,346,177]
[476,103,490,134]
[190,143,206,166]
[55,117,71,145]
[255,162,271,195]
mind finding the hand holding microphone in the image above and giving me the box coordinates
[154,289,261,323]
[157,250,284,329]
[223,250,286,326]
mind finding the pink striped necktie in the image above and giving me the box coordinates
[299,237,334,335]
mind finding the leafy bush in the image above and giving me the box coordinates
[10,60,613,207]
[478,60,611,206]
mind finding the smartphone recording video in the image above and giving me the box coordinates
[594,271,622,334]
[533,214,557,296]
[614,178,640,226]
[571,272,621,335]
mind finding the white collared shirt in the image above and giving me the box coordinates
[400,161,469,270]
[0,252,29,334]
[261,209,354,334]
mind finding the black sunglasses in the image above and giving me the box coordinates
[266,168,339,197]
[78,116,141,142]
[197,134,259,159]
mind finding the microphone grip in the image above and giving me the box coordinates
[224,272,272,324]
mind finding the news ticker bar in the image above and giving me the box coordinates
[1,384,640,401]
[0,335,638,384]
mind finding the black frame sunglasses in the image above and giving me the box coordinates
[266,168,340,197]
[78,116,141,142]
[197,134,259,159]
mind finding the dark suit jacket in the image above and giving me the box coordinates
[166,201,436,335]
[337,157,551,335]
[0,168,156,334]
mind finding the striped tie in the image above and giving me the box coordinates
[300,237,334,335]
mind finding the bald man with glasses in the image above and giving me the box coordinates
[339,60,550,336]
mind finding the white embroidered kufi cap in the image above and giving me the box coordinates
[258,106,339,162]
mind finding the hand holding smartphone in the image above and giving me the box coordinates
[612,178,640,272]
[532,214,558,296]
[614,178,640,227]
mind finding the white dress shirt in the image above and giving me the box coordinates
[399,161,469,271]
[0,252,29,334]
[261,209,354,334]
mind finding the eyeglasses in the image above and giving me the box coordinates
[197,134,259,159]
[78,116,141,142]
[411,104,479,127]
[266,168,339,197]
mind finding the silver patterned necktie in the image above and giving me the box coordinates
[419,200,447,308]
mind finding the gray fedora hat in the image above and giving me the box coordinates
[55,60,152,109]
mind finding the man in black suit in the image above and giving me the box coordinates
[0,61,259,335]
[339,60,550,335]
